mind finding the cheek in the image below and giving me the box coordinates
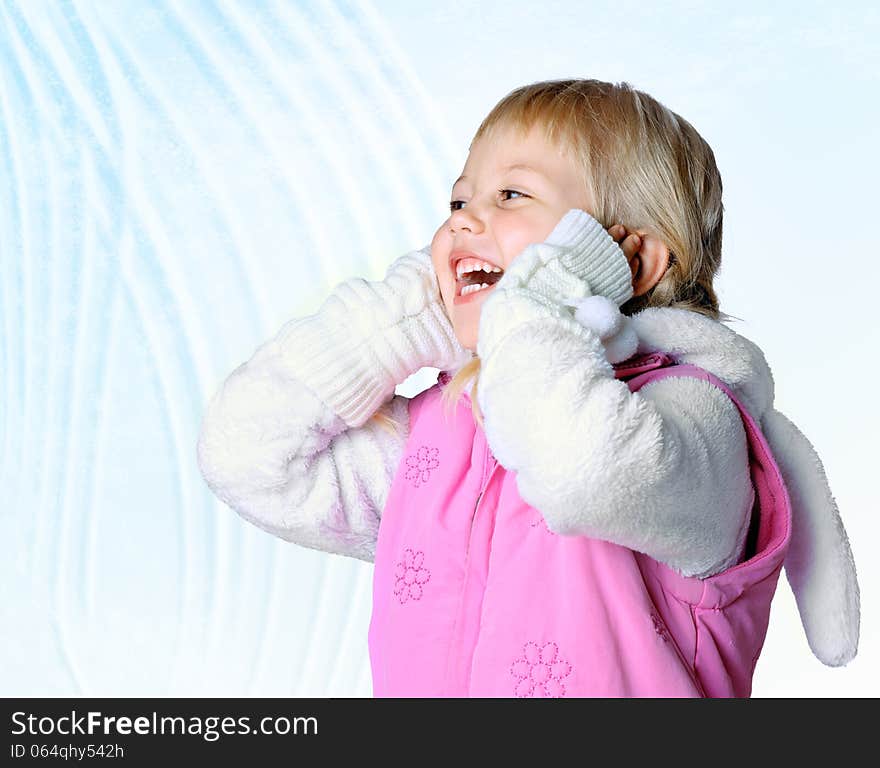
[429,233,441,267]
[430,228,454,302]
[498,216,557,269]
[498,232,533,271]
[431,221,451,250]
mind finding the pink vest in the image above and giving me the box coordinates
[368,352,792,697]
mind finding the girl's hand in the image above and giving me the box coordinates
[553,222,641,364]
[494,210,636,308]
[607,223,641,266]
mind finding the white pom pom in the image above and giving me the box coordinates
[564,295,621,339]
[602,317,639,363]
[565,294,638,364]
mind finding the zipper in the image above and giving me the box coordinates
[467,492,483,544]
[650,606,708,698]
[444,444,499,695]
[466,443,498,551]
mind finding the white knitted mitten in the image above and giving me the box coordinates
[280,245,472,428]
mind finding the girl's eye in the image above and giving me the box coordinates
[449,189,529,213]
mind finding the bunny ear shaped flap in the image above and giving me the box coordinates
[761,408,860,666]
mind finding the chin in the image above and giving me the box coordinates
[454,329,478,354]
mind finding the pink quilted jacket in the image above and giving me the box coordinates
[368,351,792,697]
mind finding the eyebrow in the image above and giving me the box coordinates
[453,164,546,187]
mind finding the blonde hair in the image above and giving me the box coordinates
[373,78,731,435]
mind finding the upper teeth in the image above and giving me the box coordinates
[456,260,503,279]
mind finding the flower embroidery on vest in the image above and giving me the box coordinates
[404,445,440,488]
[510,641,572,697]
[393,548,431,604]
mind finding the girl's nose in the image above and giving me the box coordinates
[449,207,484,234]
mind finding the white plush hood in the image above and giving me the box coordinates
[628,306,860,667]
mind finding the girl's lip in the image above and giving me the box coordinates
[453,282,497,305]
[449,251,505,306]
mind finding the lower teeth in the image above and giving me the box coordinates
[461,282,491,296]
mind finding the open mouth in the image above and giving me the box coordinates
[454,258,504,298]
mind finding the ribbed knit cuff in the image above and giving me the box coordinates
[544,209,634,307]
[275,298,469,429]
[272,314,385,428]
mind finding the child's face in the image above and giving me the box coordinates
[431,122,595,351]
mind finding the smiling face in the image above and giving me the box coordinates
[430,122,597,351]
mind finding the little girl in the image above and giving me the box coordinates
[197,79,860,697]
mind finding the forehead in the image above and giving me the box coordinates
[455,123,574,185]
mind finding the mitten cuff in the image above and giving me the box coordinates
[545,209,634,307]
[275,312,397,429]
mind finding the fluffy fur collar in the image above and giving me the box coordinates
[629,306,775,423]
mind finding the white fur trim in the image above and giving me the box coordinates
[630,307,775,422]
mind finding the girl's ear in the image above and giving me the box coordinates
[628,233,670,297]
